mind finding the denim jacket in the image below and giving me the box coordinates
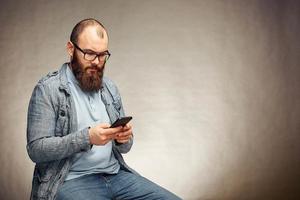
[26,63,134,200]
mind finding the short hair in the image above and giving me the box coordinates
[70,18,107,44]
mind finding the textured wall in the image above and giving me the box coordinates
[0,0,299,199]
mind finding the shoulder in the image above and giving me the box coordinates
[35,64,67,90]
[32,67,65,99]
[38,70,60,86]
[29,66,68,110]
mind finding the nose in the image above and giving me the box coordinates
[91,56,100,65]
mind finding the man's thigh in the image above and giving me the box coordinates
[56,174,111,200]
[110,170,182,200]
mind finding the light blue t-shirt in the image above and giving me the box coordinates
[65,65,120,181]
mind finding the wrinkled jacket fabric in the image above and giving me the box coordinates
[26,63,134,200]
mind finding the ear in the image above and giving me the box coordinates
[66,41,74,57]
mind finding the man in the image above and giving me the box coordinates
[26,18,181,200]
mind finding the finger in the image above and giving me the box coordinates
[116,129,132,137]
[115,133,129,139]
[100,129,117,136]
[116,139,129,144]
[115,133,132,140]
[105,134,117,140]
[117,133,132,142]
[99,133,116,142]
[98,129,119,138]
[99,123,111,128]
[115,137,130,141]
[106,126,123,135]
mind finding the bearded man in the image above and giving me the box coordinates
[26,18,181,200]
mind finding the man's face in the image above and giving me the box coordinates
[69,26,109,92]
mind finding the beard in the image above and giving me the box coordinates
[70,53,105,92]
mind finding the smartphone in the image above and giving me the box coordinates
[110,116,132,128]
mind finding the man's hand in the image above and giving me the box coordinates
[88,123,123,145]
[114,123,133,144]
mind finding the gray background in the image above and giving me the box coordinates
[0,0,299,199]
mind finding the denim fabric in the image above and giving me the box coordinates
[27,63,135,200]
[56,169,182,200]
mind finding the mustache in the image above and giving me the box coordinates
[85,64,104,72]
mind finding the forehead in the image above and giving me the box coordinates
[77,26,108,51]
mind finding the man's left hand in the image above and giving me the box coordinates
[114,123,133,144]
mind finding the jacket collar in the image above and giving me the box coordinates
[58,63,72,95]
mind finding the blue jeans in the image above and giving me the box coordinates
[56,169,182,200]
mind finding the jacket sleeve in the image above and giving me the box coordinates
[26,83,92,163]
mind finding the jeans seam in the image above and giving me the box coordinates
[102,175,114,199]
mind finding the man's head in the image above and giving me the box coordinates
[67,18,109,92]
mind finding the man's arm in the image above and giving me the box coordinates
[27,130,91,163]
[26,83,91,163]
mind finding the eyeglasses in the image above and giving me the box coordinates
[72,42,111,62]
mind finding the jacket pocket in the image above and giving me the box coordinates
[37,164,54,182]
[55,108,67,136]
[33,161,60,199]
[31,165,53,199]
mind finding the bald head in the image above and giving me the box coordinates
[70,18,108,44]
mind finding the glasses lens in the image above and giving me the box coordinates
[84,53,97,61]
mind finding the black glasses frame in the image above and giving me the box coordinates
[72,42,111,62]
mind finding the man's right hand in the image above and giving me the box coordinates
[88,123,123,145]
